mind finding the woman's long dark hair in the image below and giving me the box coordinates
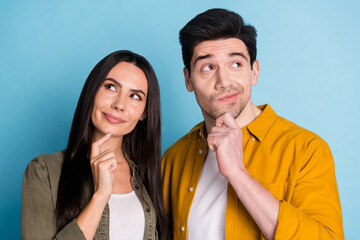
[56,50,169,239]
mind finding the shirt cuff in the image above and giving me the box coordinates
[55,218,86,240]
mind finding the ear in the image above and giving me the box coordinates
[140,111,147,121]
[251,60,259,86]
[184,67,194,92]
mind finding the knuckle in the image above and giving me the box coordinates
[98,161,105,168]
[91,142,98,148]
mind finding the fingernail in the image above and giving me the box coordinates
[106,133,112,136]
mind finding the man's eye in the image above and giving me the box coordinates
[202,65,213,71]
[231,62,241,68]
[105,83,116,91]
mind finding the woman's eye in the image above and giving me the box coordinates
[105,83,116,91]
[131,94,141,100]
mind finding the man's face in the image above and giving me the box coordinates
[184,38,259,121]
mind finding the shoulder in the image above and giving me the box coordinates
[251,105,326,148]
[163,134,191,159]
[28,150,65,169]
[276,116,323,141]
[271,115,329,156]
[163,122,203,161]
[25,150,65,179]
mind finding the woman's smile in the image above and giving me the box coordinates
[103,112,126,124]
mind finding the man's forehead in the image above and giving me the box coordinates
[192,38,250,63]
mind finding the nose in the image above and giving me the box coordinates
[214,67,231,90]
[111,94,126,112]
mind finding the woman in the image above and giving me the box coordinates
[21,50,169,240]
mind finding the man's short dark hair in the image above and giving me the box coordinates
[179,8,257,72]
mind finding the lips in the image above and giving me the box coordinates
[103,113,126,124]
[217,92,239,103]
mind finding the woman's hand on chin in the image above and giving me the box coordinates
[90,133,116,202]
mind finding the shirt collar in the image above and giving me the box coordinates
[187,104,277,142]
[187,121,206,139]
[245,104,277,142]
[124,153,139,176]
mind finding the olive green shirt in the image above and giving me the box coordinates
[21,150,158,240]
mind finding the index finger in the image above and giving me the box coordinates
[91,133,112,158]
[215,112,239,129]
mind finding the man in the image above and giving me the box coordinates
[161,8,344,240]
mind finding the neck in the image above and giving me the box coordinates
[204,101,262,135]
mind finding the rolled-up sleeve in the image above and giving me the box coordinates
[275,141,344,239]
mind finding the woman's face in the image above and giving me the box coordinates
[91,62,148,139]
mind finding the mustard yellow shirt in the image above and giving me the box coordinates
[162,104,344,240]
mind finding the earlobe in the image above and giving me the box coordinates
[140,112,147,121]
[251,60,259,86]
[184,67,194,92]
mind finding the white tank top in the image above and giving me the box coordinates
[108,191,145,240]
[187,150,228,240]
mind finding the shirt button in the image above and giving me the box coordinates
[252,137,256,141]
[180,226,185,232]
[189,187,193,192]
[198,131,201,136]
[146,207,151,212]
[199,149,203,154]
[197,138,200,142]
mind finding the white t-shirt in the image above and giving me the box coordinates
[108,191,145,240]
[187,150,228,240]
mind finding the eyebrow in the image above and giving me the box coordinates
[229,52,248,61]
[193,54,211,67]
[193,52,249,66]
[104,78,147,96]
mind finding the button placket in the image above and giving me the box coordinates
[179,128,205,237]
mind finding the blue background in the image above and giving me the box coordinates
[1,1,359,239]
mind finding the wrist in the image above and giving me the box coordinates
[227,167,251,186]
[92,191,111,206]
